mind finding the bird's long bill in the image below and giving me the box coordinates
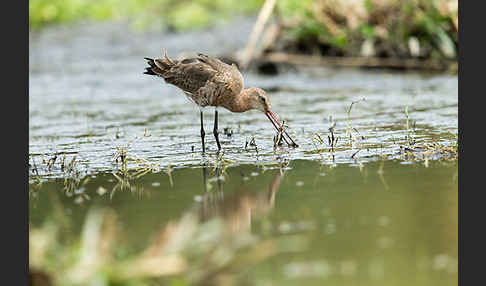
[265,110,298,147]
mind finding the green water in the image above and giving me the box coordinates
[29,20,457,285]
[29,159,457,285]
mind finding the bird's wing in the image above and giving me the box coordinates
[228,63,244,95]
[196,53,228,70]
[197,54,244,95]
[162,58,219,94]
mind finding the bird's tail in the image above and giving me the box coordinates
[143,51,177,77]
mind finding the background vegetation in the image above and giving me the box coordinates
[29,0,264,30]
[30,0,457,62]
[274,0,458,60]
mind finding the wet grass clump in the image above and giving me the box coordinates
[399,142,458,165]
[28,95,457,184]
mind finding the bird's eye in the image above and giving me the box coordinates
[260,97,266,103]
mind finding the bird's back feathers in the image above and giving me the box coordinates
[144,52,244,106]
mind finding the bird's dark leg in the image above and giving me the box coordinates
[200,110,206,153]
[213,109,221,151]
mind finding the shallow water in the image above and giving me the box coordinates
[29,20,458,285]
[30,160,458,285]
[29,21,457,178]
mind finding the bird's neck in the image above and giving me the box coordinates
[223,89,254,113]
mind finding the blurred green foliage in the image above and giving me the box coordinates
[29,0,264,30]
[30,0,457,61]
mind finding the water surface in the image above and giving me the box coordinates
[30,160,457,285]
[29,20,458,285]
[29,21,457,177]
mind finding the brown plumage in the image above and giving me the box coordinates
[144,52,297,152]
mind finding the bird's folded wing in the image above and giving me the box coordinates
[164,61,218,94]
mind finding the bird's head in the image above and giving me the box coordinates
[246,88,299,148]
[247,88,271,112]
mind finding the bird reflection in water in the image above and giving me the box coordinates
[198,166,283,233]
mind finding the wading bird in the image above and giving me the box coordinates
[143,52,297,152]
